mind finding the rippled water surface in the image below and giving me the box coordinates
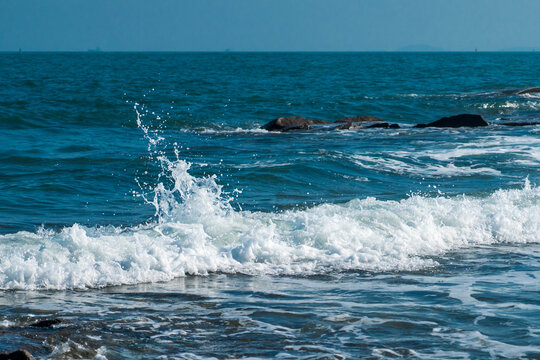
[0,53,539,358]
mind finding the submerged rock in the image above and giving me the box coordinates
[499,86,540,96]
[414,114,488,128]
[498,121,540,126]
[261,116,331,131]
[0,350,35,360]
[333,115,399,130]
[335,115,383,123]
[261,114,401,132]
[31,318,62,328]
[281,123,311,132]
[335,121,400,130]
[334,122,365,130]
[517,87,540,95]
[367,122,400,129]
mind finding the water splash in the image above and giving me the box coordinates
[0,97,538,290]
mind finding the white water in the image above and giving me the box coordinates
[1,103,538,290]
[0,153,538,290]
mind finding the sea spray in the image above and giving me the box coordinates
[1,98,539,290]
[0,168,538,289]
[4,52,540,359]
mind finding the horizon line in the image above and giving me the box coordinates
[1,50,539,54]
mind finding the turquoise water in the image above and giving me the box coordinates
[0,53,539,358]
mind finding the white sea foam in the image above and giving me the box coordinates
[480,100,540,110]
[422,135,540,163]
[0,319,14,328]
[1,103,538,290]
[361,135,540,176]
[432,328,540,358]
[519,92,540,99]
[199,127,269,135]
[350,154,501,177]
[232,160,294,169]
[0,156,538,290]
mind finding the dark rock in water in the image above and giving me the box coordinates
[414,114,488,128]
[517,87,540,95]
[500,87,540,96]
[261,116,331,131]
[334,122,366,130]
[31,318,62,328]
[334,121,400,130]
[366,122,400,129]
[0,350,35,360]
[281,123,312,132]
[335,115,383,123]
[262,115,400,132]
[499,121,540,126]
[262,114,400,132]
[333,115,398,130]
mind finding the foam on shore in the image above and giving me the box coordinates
[0,156,537,290]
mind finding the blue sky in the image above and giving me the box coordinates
[1,0,540,51]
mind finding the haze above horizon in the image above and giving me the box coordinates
[1,0,540,52]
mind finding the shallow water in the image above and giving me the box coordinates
[2,245,540,359]
[0,52,539,358]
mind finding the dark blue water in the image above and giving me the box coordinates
[0,53,539,358]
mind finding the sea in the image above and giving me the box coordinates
[0,52,539,359]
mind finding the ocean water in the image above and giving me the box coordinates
[0,52,539,359]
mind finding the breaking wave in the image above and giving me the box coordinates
[1,101,538,291]
[0,156,538,289]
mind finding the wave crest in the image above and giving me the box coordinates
[0,156,537,290]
